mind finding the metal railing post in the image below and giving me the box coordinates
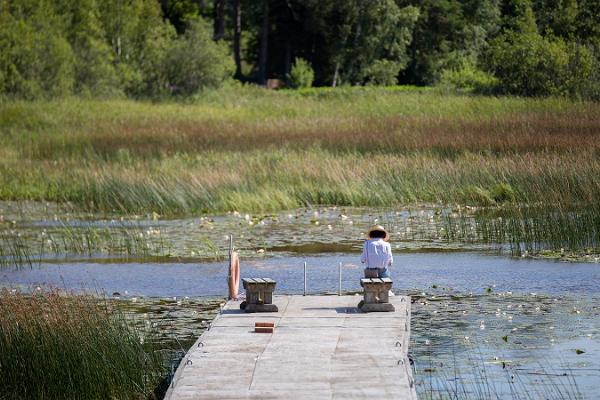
[338,262,342,296]
[303,261,307,296]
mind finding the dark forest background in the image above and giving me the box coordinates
[1,0,599,99]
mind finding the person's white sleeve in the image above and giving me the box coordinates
[387,243,393,266]
[360,242,367,264]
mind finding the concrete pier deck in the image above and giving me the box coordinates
[165,295,416,400]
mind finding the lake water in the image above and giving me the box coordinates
[2,252,600,297]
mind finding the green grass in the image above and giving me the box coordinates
[0,289,167,399]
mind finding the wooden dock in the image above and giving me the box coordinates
[165,295,416,400]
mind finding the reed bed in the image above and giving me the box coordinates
[449,205,600,258]
[0,289,166,400]
[0,221,172,268]
[2,149,600,215]
[1,89,599,215]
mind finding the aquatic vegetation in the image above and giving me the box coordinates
[415,346,583,400]
[442,205,600,257]
[0,220,175,268]
[1,203,599,268]
[0,288,167,400]
[410,289,594,400]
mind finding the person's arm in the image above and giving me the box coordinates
[386,242,393,267]
[360,241,367,264]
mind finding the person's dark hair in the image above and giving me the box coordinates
[369,230,386,239]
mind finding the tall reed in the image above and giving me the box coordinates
[0,289,166,399]
[442,205,600,257]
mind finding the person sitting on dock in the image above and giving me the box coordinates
[361,225,393,279]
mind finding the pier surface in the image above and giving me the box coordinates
[166,295,416,400]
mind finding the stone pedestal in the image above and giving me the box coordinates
[359,278,395,312]
[241,278,278,313]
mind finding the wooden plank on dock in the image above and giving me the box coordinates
[165,295,416,400]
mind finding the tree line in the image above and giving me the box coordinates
[1,0,599,99]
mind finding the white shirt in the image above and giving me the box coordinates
[360,239,393,269]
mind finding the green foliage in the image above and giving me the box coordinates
[300,0,419,85]
[98,0,174,96]
[403,0,499,85]
[158,0,201,34]
[57,0,120,96]
[564,42,600,100]
[500,0,538,34]
[0,0,599,98]
[0,4,75,99]
[363,60,401,86]
[439,60,498,92]
[0,1,231,99]
[534,0,579,39]
[486,32,569,96]
[485,30,600,99]
[288,58,314,89]
[165,19,234,96]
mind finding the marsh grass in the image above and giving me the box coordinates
[441,205,600,258]
[0,288,167,400]
[1,88,599,215]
